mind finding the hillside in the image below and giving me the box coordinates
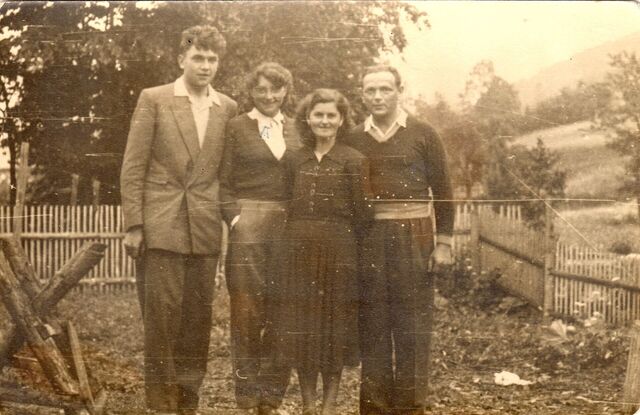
[512,121,626,199]
[515,31,640,107]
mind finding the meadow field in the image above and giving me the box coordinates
[513,121,638,253]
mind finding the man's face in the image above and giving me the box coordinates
[362,71,402,118]
[178,46,219,90]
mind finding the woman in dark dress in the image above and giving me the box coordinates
[275,89,372,415]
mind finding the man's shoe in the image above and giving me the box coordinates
[258,405,282,415]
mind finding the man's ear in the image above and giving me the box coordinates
[178,54,185,70]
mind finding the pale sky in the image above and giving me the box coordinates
[395,1,640,104]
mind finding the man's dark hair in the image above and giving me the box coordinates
[361,64,403,88]
[246,62,294,108]
[295,88,354,148]
[179,25,226,56]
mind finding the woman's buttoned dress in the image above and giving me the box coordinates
[274,143,371,372]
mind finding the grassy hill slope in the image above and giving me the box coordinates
[512,122,637,253]
[512,121,626,199]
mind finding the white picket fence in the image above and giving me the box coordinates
[3,203,640,324]
[0,205,135,291]
[554,243,640,324]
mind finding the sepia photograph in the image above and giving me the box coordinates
[0,1,640,414]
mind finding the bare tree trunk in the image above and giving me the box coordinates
[8,137,17,206]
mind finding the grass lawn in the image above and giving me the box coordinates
[554,201,639,253]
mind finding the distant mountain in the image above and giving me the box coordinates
[515,31,640,107]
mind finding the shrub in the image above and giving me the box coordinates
[610,240,633,255]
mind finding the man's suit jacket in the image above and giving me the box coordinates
[121,82,238,255]
[219,113,301,224]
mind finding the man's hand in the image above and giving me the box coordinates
[124,226,145,259]
[429,242,453,273]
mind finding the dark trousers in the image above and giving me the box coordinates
[135,249,217,413]
[359,217,435,415]
[225,200,290,409]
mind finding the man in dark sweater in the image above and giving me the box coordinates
[345,65,454,415]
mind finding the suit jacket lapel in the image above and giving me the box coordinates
[191,101,225,182]
[171,96,201,162]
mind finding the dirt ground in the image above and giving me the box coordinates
[0,270,633,415]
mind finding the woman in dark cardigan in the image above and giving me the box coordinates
[274,89,372,415]
[219,62,301,415]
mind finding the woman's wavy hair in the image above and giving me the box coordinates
[245,62,294,113]
[295,88,353,148]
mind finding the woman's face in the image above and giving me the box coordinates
[307,102,343,140]
[250,75,287,117]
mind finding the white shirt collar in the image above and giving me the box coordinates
[364,108,408,132]
[247,107,284,125]
[174,76,220,106]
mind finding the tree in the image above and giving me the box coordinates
[488,138,566,227]
[456,61,522,201]
[414,95,485,199]
[593,51,640,218]
[0,18,24,204]
[1,1,428,204]
[521,81,611,133]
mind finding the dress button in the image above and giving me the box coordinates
[310,189,316,196]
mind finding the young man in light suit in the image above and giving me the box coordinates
[121,25,237,415]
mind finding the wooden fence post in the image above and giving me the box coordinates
[13,142,30,237]
[92,178,102,231]
[70,174,79,206]
[470,204,481,275]
[543,201,555,316]
[91,178,101,208]
[623,321,640,413]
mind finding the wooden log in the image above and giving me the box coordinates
[37,242,107,313]
[66,322,94,408]
[0,252,79,395]
[0,235,41,299]
[0,384,84,412]
[0,242,107,368]
[623,322,640,413]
